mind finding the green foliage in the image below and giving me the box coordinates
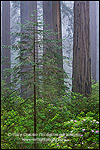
[1,9,99,149]
[36,98,74,134]
[2,13,70,101]
[48,112,99,149]
[1,82,34,149]
[65,81,99,116]
[1,81,99,149]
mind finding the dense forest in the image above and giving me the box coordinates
[1,1,99,149]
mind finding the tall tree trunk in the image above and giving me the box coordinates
[96,2,99,82]
[2,1,11,83]
[43,1,63,69]
[20,1,37,98]
[90,1,97,83]
[72,1,91,97]
[43,1,64,97]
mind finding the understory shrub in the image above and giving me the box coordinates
[65,81,99,115]
[1,81,99,149]
[48,113,99,149]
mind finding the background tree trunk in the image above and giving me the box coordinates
[90,1,99,83]
[96,1,99,82]
[72,1,91,97]
[43,1,64,97]
[2,1,11,83]
[90,1,97,83]
[20,1,37,98]
[43,1,63,69]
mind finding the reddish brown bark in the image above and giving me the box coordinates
[72,1,91,96]
[43,1,63,69]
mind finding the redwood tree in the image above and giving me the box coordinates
[72,1,91,96]
[43,1,64,96]
[90,1,97,83]
[2,1,10,83]
[43,1,63,69]
[20,1,37,98]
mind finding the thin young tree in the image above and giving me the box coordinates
[3,6,70,148]
[72,1,91,96]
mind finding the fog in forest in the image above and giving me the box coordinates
[1,2,99,149]
[1,1,99,88]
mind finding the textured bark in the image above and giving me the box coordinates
[72,1,91,96]
[43,1,63,69]
[90,1,97,83]
[2,1,11,83]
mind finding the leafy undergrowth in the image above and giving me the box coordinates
[1,81,99,149]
